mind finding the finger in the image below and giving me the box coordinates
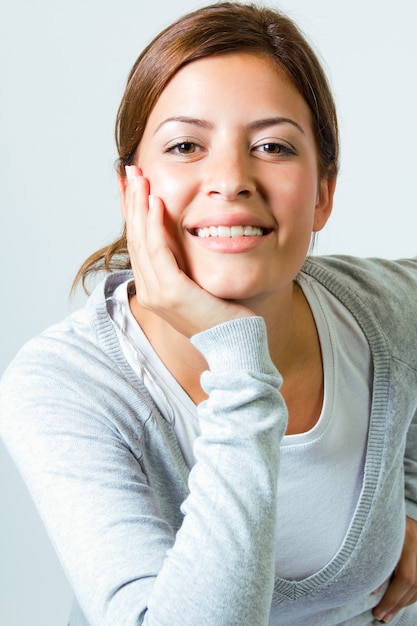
[125,180,188,316]
[120,165,143,216]
[124,169,160,301]
[372,578,389,595]
[125,164,142,180]
[145,195,184,283]
[373,579,407,622]
[373,562,417,622]
[125,167,149,229]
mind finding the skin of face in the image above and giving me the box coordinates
[134,52,334,309]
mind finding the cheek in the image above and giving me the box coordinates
[271,168,318,223]
[140,163,193,269]
[141,164,189,215]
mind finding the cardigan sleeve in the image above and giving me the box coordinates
[404,407,417,521]
[0,315,287,626]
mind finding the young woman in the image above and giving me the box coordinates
[1,3,417,624]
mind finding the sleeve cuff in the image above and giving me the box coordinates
[190,316,278,376]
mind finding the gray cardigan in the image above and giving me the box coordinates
[1,255,417,625]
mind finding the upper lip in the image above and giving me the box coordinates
[186,212,274,232]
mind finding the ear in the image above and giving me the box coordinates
[313,176,336,232]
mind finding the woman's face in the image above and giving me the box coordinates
[135,53,334,303]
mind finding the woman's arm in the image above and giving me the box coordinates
[0,164,288,624]
[373,411,417,622]
[145,316,287,625]
[373,516,417,623]
[0,315,286,626]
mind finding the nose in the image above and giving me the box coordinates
[203,147,256,201]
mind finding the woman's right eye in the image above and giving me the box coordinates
[166,141,200,155]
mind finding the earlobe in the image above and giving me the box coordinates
[313,176,336,232]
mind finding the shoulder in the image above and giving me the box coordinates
[302,255,417,366]
[2,271,132,382]
[0,271,150,435]
[303,255,417,307]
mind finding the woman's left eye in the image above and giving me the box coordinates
[254,142,295,156]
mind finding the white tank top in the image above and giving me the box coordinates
[107,273,371,580]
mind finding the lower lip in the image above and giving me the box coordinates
[189,233,272,253]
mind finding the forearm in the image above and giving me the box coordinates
[1,316,287,626]
[142,317,286,625]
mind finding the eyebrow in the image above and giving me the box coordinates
[154,115,305,135]
[154,116,213,134]
[249,117,305,135]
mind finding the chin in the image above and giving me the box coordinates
[187,257,283,302]
[194,275,264,302]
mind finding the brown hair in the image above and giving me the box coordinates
[73,1,339,293]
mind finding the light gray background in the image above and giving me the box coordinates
[0,1,416,624]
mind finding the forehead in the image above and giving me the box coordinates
[146,52,312,128]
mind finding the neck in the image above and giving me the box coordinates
[129,297,209,403]
[240,284,299,368]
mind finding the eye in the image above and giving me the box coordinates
[166,141,201,155]
[253,141,296,158]
[261,143,282,154]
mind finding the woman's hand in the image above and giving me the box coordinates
[123,166,254,337]
[373,516,417,622]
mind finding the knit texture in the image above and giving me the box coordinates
[1,256,417,625]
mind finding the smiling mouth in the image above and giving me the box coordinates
[190,225,272,238]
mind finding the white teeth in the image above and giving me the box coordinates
[196,225,264,238]
[218,226,230,237]
[231,226,244,237]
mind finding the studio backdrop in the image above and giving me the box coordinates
[0,1,416,624]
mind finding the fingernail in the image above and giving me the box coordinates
[125,165,134,179]
[125,166,137,190]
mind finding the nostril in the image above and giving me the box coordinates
[209,187,253,200]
